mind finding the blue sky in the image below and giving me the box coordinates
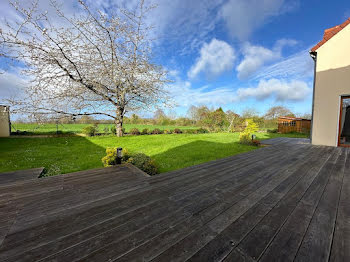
[1,0,350,118]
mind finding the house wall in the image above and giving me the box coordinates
[312,24,350,146]
[0,106,10,137]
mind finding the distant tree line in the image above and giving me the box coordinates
[14,105,311,133]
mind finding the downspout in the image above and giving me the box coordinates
[309,51,317,144]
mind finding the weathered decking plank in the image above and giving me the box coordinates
[329,148,350,262]
[186,146,332,262]
[0,138,348,262]
[293,147,346,262]
[18,144,308,262]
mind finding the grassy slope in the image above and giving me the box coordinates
[11,123,197,134]
[0,132,308,175]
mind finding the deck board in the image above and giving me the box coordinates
[0,138,349,262]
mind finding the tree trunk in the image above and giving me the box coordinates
[115,107,124,137]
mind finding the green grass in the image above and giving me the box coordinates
[0,132,308,175]
[11,123,197,135]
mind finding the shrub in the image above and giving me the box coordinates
[129,128,141,135]
[127,153,158,175]
[110,126,116,135]
[141,128,149,135]
[102,148,119,166]
[239,133,252,145]
[196,128,209,134]
[101,148,158,175]
[267,128,278,133]
[82,125,98,136]
[239,119,259,145]
[173,128,182,134]
[151,128,162,134]
[163,129,172,134]
[184,129,196,134]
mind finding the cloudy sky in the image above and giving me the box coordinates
[0,0,349,117]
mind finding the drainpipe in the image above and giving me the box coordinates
[309,51,317,144]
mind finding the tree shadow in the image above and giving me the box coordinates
[0,136,106,176]
[152,140,256,173]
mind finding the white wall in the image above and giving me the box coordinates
[312,24,350,146]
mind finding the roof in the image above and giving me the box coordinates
[278,116,311,121]
[311,17,350,52]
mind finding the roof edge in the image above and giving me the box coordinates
[311,17,350,52]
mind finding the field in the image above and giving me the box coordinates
[11,123,197,135]
[0,132,308,175]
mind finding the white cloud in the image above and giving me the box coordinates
[0,70,28,102]
[253,48,314,80]
[168,72,236,108]
[236,39,297,80]
[219,0,297,40]
[236,78,311,102]
[188,39,236,79]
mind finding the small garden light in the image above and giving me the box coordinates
[116,147,123,164]
[251,134,256,140]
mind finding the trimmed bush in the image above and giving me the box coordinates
[196,128,209,134]
[127,153,158,176]
[173,128,182,134]
[101,148,158,175]
[102,148,119,166]
[129,128,141,135]
[82,125,98,136]
[151,128,162,134]
[141,128,149,135]
[184,129,196,134]
[163,129,172,134]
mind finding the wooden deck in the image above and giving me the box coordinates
[0,138,349,262]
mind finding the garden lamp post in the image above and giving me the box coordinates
[116,147,123,164]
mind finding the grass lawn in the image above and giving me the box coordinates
[11,123,197,135]
[0,132,308,176]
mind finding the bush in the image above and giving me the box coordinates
[239,133,252,145]
[151,128,162,134]
[129,128,141,135]
[141,128,149,135]
[110,126,116,135]
[163,129,172,134]
[173,128,182,134]
[101,148,158,175]
[101,148,119,166]
[239,119,259,145]
[267,128,278,133]
[82,125,98,136]
[127,153,158,176]
[196,128,209,134]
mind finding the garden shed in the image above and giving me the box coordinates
[278,116,311,134]
[0,105,10,137]
[310,17,350,147]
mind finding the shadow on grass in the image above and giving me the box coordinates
[0,135,106,176]
[153,140,256,173]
